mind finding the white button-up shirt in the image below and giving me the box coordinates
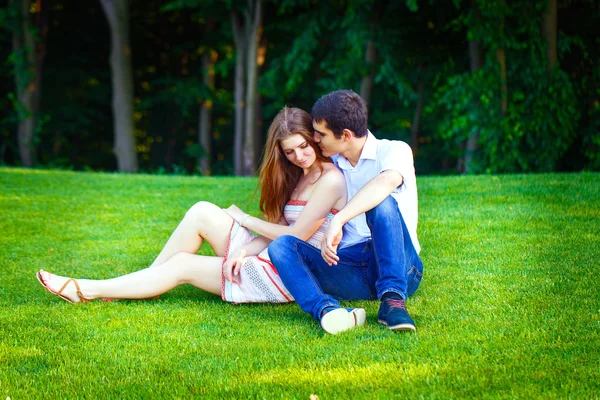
[332,131,421,254]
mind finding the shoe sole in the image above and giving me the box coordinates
[321,308,366,335]
[350,308,366,327]
[378,319,416,332]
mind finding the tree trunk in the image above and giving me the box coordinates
[497,47,507,116]
[360,1,387,110]
[11,0,46,167]
[359,39,376,107]
[32,0,47,114]
[242,0,262,176]
[410,62,423,153]
[253,40,267,165]
[469,39,484,73]
[100,0,138,172]
[497,0,508,116]
[542,0,557,70]
[254,91,264,165]
[463,39,485,173]
[231,10,245,176]
[199,50,216,176]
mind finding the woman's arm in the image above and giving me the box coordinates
[225,170,346,241]
[224,236,269,283]
[235,235,272,257]
[224,217,288,283]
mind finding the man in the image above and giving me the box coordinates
[268,89,423,334]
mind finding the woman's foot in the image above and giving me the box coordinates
[36,269,92,303]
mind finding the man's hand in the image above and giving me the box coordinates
[223,204,246,224]
[225,248,246,284]
[321,217,343,266]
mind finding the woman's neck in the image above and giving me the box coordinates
[303,161,321,175]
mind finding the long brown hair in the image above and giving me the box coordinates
[258,106,331,223]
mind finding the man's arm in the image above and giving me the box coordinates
[321,169,402,265]
[336,169,402,226]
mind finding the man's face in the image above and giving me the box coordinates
[312,120,345,157]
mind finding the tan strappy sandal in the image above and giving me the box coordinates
[36,271,92,303]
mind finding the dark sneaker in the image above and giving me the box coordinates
[378,296,416,331]
[320,307,366,335]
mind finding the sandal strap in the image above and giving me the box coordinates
[56,278,75,295]
[56,278,92,303]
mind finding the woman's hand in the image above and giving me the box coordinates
[223,204,247,225]
[321,216,343,266]
[225,248,247,284]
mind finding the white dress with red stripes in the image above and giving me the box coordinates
[221,200,338,304]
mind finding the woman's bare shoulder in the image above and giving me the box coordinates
[321,163,344,179]
[318,164,346,187]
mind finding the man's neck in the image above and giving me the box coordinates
[340,134,368,167]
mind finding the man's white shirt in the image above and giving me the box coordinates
[332,131,421,254]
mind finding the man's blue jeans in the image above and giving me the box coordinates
[268,196,423,321]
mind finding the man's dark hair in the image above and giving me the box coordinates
[311,90,368,139]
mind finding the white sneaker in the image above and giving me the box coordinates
[350,308,367,326]
[320,308,366,335]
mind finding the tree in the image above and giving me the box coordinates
[541,0,557,70]
[7,0,47,167]
[359,0,391,109]
[1,0,596,174]
[198,48,216,175]
[231,0,262,176]
[100,0,138,172]
[242,0,262,176]
[231,9,245,176]
[463,2,485,173]
[495,0,508,117]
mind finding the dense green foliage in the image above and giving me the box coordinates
[1,168,599,397]
[0,0,598,174]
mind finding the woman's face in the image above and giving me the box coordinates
[280,133,317,170]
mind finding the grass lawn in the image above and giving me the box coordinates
[1,167,599,399]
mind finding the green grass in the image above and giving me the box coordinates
[1,167,599,399]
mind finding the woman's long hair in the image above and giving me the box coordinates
[258,107,331,223]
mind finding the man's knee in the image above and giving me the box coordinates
[268,235,296,261]
[365,196,398,221]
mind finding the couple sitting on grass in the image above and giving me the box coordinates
[37,89,424,335]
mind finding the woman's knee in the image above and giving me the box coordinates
[164,252,195,282]
[166,251,189,266]
[185,201,219,222]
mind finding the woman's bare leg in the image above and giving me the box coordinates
[151,201,235,266]
[38,252,223,302]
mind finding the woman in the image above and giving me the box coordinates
[37,107,366,332]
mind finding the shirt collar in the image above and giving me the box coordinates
[336,131,376,169]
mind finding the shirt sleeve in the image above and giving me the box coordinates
[377,140,416,192]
